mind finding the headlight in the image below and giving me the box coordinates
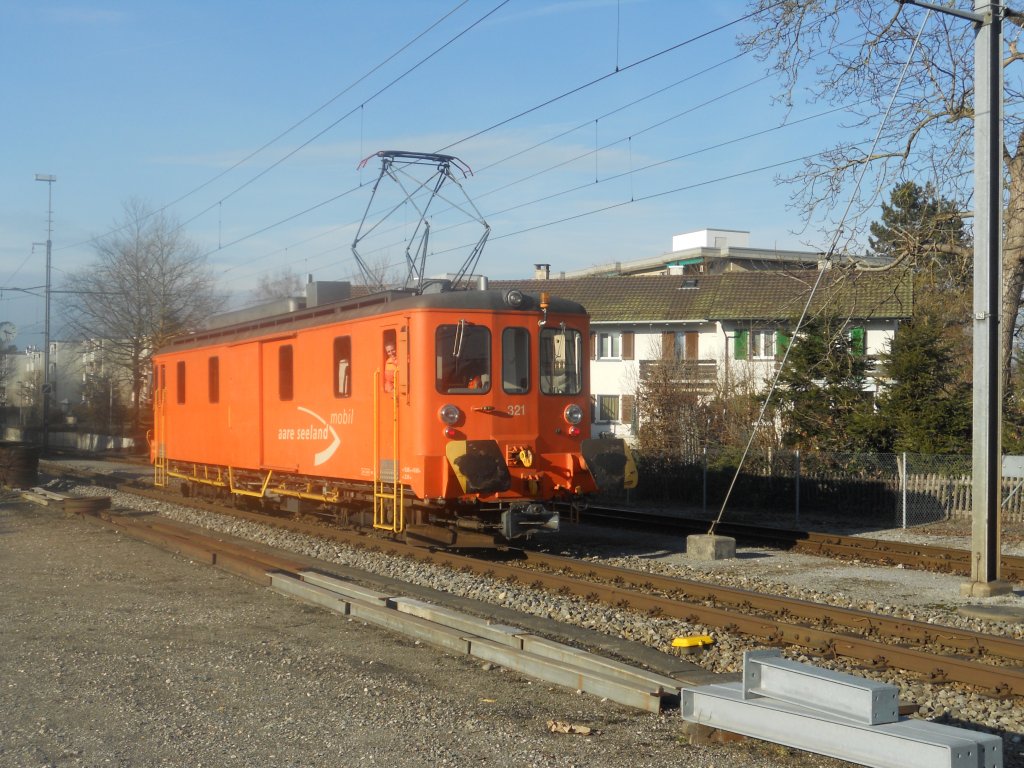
[563,404,584,425]
[504,289,524,308]
[438,404,461,425]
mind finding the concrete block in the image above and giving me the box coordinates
[686,533,736,561]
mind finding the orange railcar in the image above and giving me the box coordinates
[150,286,636,543]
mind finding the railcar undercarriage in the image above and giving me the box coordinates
[164,460,559,547]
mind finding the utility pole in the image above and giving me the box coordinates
[35,173,56,457]
[966,0,1011,596]
[901,0,1011,595]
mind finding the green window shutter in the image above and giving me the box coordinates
[850,326,865,356]
[734,330,748,360]
[775,331,791,360]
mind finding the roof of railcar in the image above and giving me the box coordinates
[158,287,587,354]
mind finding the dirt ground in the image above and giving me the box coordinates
[0,496,849,768]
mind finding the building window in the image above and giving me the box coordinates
[593,395,619,423]
[279,345,294,401]
[673,331,699,360]
[596,332,620,360]
[751,330,775,360]
[734,329,776,360]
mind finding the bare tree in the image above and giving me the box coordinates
[63,199,220,431]
[633,337,777,458]
[740,1,1024,393]
[252,266,304,302]
[347,252,403,291]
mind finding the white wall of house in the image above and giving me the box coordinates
[586,319,899,442]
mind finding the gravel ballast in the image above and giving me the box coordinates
[8,457,1024,766]
[1,495,858,768]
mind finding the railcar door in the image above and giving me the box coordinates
[375,326,405,531]
[229,343,261,469]
[259,336,299,473]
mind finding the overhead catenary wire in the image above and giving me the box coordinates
[435,0,789,153]
[336,27,873,268]
[179,0,513,238]
[201,3,790,275]
[227,141,869,298]
[223,21,865,292]
[54,0,477,254]
[221,110,876,294]
[348,101,871,269]
[6,1,875,331]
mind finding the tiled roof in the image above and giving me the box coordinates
[491,269,913,323]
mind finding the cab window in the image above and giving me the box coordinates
[502,327,530,394]
[540,327,583,395]
[435,323,490,394]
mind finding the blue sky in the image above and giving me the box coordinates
[1,1,868,350]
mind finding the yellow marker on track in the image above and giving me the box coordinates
[672,635,714,648]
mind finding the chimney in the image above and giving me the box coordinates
[534,263,550,280]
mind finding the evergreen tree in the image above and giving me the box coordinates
[775,317,875,452]
[869,182,970,309]
[871,181,972,388]
[873,317,971,454]
[869,181,967,273]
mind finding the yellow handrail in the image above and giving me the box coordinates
[153,389,168,487]
[373,369,403,532]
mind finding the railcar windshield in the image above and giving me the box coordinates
[540,326,583,395]
[502,327,530,394]
[436,322,491,393]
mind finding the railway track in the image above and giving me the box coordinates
[580,504,1024,582]
[44,475,1024,698]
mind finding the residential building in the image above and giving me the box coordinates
[2,339,128,428]
[493,269,913,441]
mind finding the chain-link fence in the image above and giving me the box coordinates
[626,449,1006,529]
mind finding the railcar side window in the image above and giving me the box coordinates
[333,336,351,397]
[208,356,220,404]
[279,345,294,401]
[176,361,186,404]
[435,323,491,394]
[502,327,530,394]
[540,327,583,395]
